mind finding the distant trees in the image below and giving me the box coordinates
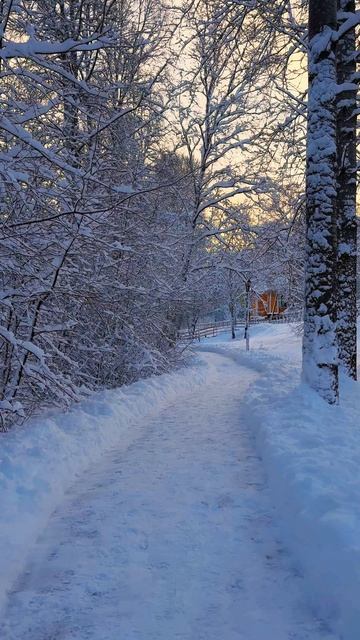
[0,0,187,428]
[0,0,357,426]
[2,0,277,428]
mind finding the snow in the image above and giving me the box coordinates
[114,184,136,194]
[0,356,212,616]
[203,323,360,640]
[1,322,360,638]
[248,361,360,640]
[0,327,45,361]
[333,11,360,41]
[304,13,339,404]
[0,348,331,640]
[0,35,111,60]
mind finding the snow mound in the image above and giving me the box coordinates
[202,324,360,639]
[0,353,212,613]
[242,339,360,640]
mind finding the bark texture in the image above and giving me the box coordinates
[336,0,357,379]
[302,0,339,403]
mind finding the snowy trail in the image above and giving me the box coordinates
[1,351,333,640]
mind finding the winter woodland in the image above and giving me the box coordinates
[0,0,358,429]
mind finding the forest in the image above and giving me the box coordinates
[0,0,357,429]
[1,2,360,639]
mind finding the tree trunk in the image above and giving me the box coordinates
[302,0,339,403]
[336,0,357,379]
[244,279,251,352]
[229,302,236,339]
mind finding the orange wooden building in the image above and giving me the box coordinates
[251,290,286,319]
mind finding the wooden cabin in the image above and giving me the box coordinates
[251,290,286,319]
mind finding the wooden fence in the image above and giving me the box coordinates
[178,311,302,342]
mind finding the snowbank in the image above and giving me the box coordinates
[227,325,360,640]
[0,353,212,614]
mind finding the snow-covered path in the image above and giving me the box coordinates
[1,351,333,640]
